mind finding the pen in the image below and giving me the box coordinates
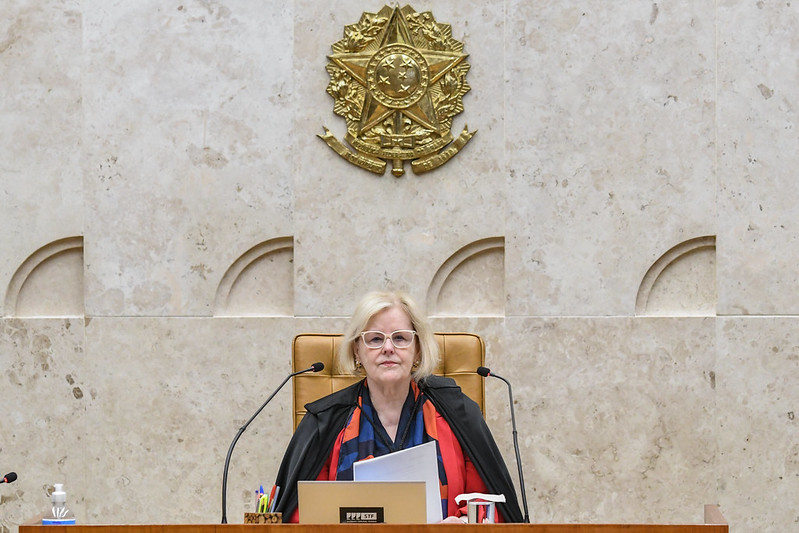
[256,485,264,512]
[269,486,280,512]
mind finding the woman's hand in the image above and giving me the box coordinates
[440,516,468,524]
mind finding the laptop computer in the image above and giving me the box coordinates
[297,480,427,524]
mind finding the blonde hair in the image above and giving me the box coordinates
[337,291,439,381]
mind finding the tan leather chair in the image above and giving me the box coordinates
[292,332,486,430]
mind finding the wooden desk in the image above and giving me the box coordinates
[21,506,728,533]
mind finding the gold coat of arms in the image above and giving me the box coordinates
[319,5,475,177]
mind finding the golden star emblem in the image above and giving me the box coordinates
[319,5,476,176]
[329,7,466,135]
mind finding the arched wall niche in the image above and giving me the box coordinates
[635,235,717,317]
[214,236,294,317]
[427,237,505,317]
[5,236,85,317]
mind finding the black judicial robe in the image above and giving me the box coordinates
[272,375,525,523]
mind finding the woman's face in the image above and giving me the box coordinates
[355,306,419,391]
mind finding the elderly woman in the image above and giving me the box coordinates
[273,291,523,523]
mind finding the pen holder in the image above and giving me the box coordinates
[244,512,282,524]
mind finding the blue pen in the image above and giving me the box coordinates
[256,485,264,512]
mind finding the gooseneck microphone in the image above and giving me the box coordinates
[221,362,324,523]
[1,472,17,484]
[477,366,530,523]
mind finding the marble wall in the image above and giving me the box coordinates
[1,1,797,532]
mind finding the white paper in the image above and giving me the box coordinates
[353,441,443,523]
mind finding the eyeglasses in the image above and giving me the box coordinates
[360,330,417,349]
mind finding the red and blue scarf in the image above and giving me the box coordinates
[335,380,449,518]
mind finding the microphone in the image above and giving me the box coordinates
[477,366,530,523]
[221,362,325,523]
[1,472,16,484]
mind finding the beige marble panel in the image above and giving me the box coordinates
[503,317,717,524]
[0,1,84,307]
[81,1,295,317]
[214,238,294,317]
[640,245,716,316]
[292,1,507,316]
[0,318,87,529]
[14,247,84,318]
[505,1,716,316]
[716,2,799,315]
[636,237,716,317]
[716,317,799,530]
[76,316,349,525]
[430,242,505,317]
[5,238,85,318]
[80,317,283,524]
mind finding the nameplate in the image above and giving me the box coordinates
[339,507,384,523]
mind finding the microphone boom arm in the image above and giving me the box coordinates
[478,366,530,523]
[221,363,323,524]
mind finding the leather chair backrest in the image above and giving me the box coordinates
[292,332,486,430]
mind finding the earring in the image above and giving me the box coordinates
[355,360,363,371]
[412,360,420,370]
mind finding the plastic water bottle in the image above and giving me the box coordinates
[42,483,76,525]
